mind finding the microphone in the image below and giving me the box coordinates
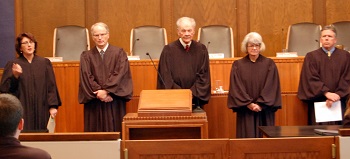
[131,38,140,55]
[206,41,211,51]
[146,52,166,88]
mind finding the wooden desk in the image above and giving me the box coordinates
[259,125,342,138]
[122,112,208,140]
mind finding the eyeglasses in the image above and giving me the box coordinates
[247,44,261,48]
[93,33,108,38]
[21,41,35,45]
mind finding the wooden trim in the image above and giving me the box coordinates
[19,132,120,141]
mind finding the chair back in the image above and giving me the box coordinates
[286,22,321,56]
[130,26,167,59]
[197,25,234,58]
[53,25,90,61]
[332,21,350,50]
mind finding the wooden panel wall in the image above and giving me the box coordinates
[14,0,350,58]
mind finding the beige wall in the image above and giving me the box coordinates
[15,0,350,58]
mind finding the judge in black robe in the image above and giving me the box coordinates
[0,33,61,131]
[78,22,133,132]
[157,17,211,110]
[227,32,282,138]
[298,25,350,125]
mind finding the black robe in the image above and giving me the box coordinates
[0,137,51,159]
[78,45,133,132]
[298,48,350,125]
[0,55,61,131]
[157,40,211,107]
[227,55,282,138]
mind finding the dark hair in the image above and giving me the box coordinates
[321,25,337,37]
[0,94,23,137]
[15,32,38,56]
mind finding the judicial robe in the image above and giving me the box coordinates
[298,48,350,125]
[78,45,133,132]
[227,55,282,138]
[0,55,61,131]
[157,39,211,107]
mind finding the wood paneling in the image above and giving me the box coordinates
[326,0,350,24]
[16,0,86,58]
[14,0,350,58]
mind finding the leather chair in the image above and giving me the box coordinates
[197,25,234,58]
[130,25,167,59]
[332,21,350,51]
[53,25,90,61]
[286,22,321,56]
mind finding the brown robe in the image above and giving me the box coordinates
[0,137,51,159]
[227,55,282,138]
[0,55,61,131]
[157,40,211,107]
[78,45,133,132]
[298,48,350,125]
[344,99,350,128]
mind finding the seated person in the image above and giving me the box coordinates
[0,93,51,159]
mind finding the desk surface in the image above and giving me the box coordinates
[259,125,342,138]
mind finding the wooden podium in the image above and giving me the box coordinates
[122,89,208,140]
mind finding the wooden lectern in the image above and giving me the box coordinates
[137,89,192,116]
[122,89,208,140]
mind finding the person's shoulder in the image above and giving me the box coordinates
[6,144,51,159]
[23,146,51,159]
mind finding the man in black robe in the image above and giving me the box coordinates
[78,22,133,132]
[227,32,281,138]
[0,32,61,131]
[157,17,211,112]
[298,25,350,125]
[0,93,51,159]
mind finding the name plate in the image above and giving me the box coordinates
[46,57,63,62]
[209,53,225,59]
[127,56,140,60]
[276,52,298,57]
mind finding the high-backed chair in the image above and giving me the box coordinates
[130,25,167,59]
[286,22,321,56]
[53,25,90,61]
[197,25,234,58]
[332,21,350,50]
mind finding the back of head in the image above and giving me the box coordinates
[0,94,23,137]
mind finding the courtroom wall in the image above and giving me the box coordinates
[14,0,350,58]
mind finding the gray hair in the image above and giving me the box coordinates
[241,32,266,53]
[91,22,110,35]
[176,17,196,29]
[321,25,337,37]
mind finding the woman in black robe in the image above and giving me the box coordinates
[227,32,282,138]
[0,33,61,131]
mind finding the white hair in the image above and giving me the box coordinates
[241,32,266,53]
[176,17,196,29]
[91,22,110,35]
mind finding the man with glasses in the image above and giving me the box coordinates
[78,22,133,133]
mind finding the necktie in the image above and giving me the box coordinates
[327,51,331,57]
[185,45,190,52]
[100,50,105,59]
